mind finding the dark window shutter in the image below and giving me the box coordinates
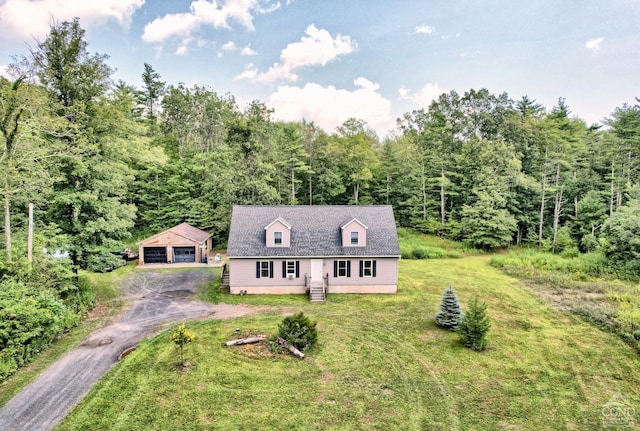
[295,261,300,278]
[256,261,260,278]
[269,261,274,278]
[333,261,337,277]
[373,260,377,277]
[282,261,286,278]
[347,261,351,277]
[359,260,363,277]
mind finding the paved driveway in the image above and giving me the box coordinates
[0,269,259,431]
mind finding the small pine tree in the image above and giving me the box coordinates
[171,323,195,366]
[277,312,318,352]
[457,297,491,351]
[435,285,462,330]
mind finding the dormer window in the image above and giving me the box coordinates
[341,217,367,247]
[265,217,291,247]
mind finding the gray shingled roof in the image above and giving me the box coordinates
[227,205,400,258]
[139,222,210,245]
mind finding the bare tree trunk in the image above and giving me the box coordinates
[290,168,295,204]
[610,160,615,216]
[308,170,312,205]
[354,182,360,205]
[538,148,549,250]
[155,173,160,211]
[552,165,563,253]
[420,164,427,220]
[386,172,391,205]
[440,167,446,227]
[552,192,563,252]
[616,188,623,210]
[573,171,578,219]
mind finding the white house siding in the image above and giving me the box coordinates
[228,257,397,294]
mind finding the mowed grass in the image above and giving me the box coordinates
[56,257,640,431]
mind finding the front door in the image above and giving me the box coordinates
[311,259,323,282]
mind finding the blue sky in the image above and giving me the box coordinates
[1,0,638,137]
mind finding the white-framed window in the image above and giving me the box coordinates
[274,231,282,245]
[351,231,359,245]
[286,260,296,276]
[334,260,351,277]
[362,260,374,277]
[338,260,347,276]
[257,260,273,278]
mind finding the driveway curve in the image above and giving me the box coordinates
[0,269,260,431]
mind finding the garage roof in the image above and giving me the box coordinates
[139,222,211,245]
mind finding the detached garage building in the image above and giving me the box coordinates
[138,223,211,265]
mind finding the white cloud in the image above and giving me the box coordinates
[354,76,379,92]
[280,25,355,68]
[222,41,237,51]
[0,65,9,78]
[235,63,259,80]
[268,78,392,135]
[0,0,144,41]
[241,44,257,56]
[219,42,254,58]
[176,37,194,55]
[585,37,604,50]
[398,86,410,99]
[142,0,279,52]
[399,82,445,107]
[237,24,356,83]
[441,33,461,40]
[415,24,435,35]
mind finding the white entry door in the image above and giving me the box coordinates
[311,259,323,281]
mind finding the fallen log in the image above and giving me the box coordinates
[118,346,137,361]
[225,335,266,346]
[277,337,305,359]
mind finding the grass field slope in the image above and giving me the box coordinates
[56,257,639,431]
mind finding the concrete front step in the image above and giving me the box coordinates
[310,286,326,302]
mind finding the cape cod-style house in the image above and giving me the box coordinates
[226,205,400,301]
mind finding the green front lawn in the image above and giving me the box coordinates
[57,257,639,430]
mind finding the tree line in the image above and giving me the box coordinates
[2,18,639,378]
[1,18,640,272]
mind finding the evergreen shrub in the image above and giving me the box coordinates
[457,297,491,351]
[277,312,318,352]
[435,286,462,330]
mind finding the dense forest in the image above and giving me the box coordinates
[1,18,639,267]
[1,19,639,377]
